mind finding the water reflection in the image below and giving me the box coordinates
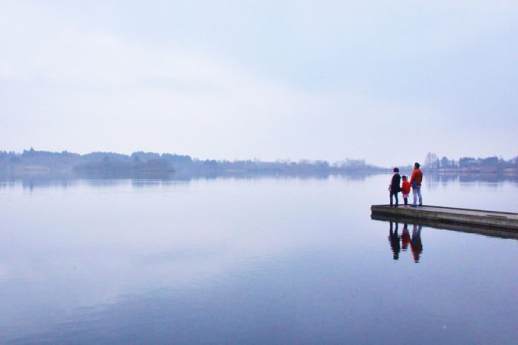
[388,221,400,260]
[2,172,518,192]
[425,173,518,190]
[401,223,410,251]
[0,174,341,191]
[2,175,518,344]
[388,222,423,263]
[411,224,423,263]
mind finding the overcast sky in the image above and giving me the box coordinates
[1,0,517,166]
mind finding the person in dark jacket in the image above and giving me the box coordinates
[389,167,401,207]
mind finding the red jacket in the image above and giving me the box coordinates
[401,181,411,194]
[409,168,423,187]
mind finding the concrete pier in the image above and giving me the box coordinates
[371,205,518,234]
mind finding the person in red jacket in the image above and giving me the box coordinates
[409,162,423,207]
[401,175,411,206]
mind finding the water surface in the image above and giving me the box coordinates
[1,175,517,344]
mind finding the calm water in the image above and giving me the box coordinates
[1,175,517,344]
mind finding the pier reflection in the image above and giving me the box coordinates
[388,221,423,263]
[374,212,518,242]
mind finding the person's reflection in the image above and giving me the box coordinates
[388,221,401,260]
[410,224,423,263]
[401,223,410,251]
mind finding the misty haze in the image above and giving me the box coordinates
[1,1,517,344]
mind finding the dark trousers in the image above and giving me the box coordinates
[404,197,408,205]
[390,192,399,206]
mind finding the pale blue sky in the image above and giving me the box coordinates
[1,0,517,165]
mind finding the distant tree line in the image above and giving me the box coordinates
[0,148,385,178]
[424,153,518,173]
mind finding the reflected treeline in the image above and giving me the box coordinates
[0,176,80,191]
[0,172,374,191]
[0,176,196,191]
[3,170,518,192]
[388,221,423,263]
[425,173,518,189]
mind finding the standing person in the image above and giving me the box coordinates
[389,167,401,207]
[409,162,423,207]
[401,175,411,206]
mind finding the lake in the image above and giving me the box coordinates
[1,174,517,344]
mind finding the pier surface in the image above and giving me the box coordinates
[371,205,518,233]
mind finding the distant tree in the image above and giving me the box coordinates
[479,156,499,167]
[425,153,439,169]
[440,156,454,169]
[459,157,476,168]
[343,159,366,168]
[131,151,160,162]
